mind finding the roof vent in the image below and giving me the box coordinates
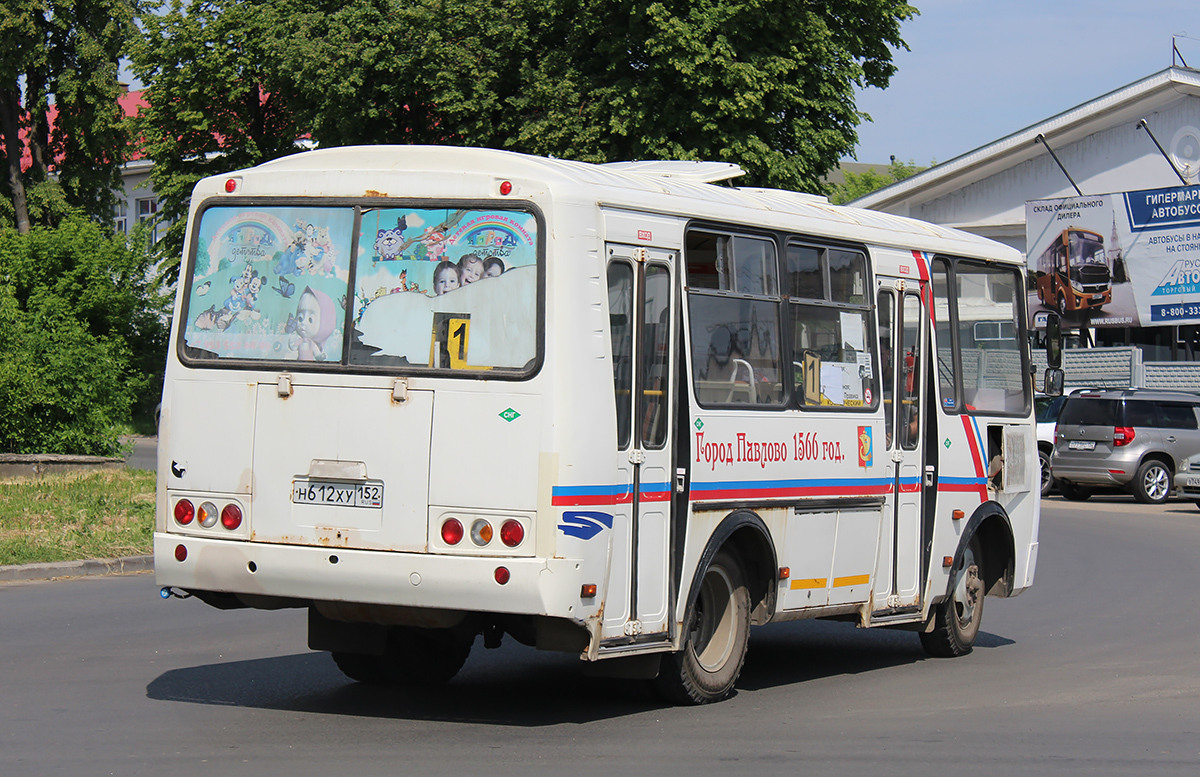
[601,160,745,184]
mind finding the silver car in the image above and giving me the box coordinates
[1050,389,1200,504]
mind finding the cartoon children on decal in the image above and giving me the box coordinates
[289,286,337,361]
[458,253,485,284]
[483,256,505,277]
[433,260,461,296]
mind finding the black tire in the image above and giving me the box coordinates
[1057,292,1068,317]
[654,549,751,705]
[1133,459,1172,504]
[1038,447,1054,497]
[1058,481,1092,501]
[332,626,473,686]
[331,651,388,684]
[920,535,985,658]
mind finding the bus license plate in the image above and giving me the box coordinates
[1068,440,1095,451]
[292,480,384,508]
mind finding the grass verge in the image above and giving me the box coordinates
[0,469,155,566]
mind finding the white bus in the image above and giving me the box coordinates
[156,146,1041,704]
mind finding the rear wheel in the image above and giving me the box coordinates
[1058,481,1092,501]
[332,626,473,686]
[1133,459,1172,504]
[654,550,751,705]
[1038,447,1054,497]
[920,535,984,658]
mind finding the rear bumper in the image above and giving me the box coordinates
[1050,465,1131,487]
[155,533,585,619]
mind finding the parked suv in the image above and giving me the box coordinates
[1050,389,1200,504]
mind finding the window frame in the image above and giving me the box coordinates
[931,255,1032,418]
[176,196,546,381]
[683,223,879,413]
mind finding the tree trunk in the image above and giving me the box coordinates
[0,83,31,234]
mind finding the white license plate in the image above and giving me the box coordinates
[1091,294,1104,301]
[292,480,384,508]
[1068,440,1096,451]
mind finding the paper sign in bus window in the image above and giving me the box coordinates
[351,207,538,370]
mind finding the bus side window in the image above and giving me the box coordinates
[608,262,634,449]
[878,291,894,445]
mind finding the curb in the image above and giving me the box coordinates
[0,555,154,583]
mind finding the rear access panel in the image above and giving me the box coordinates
[250,382,434,552]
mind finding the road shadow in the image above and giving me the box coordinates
[146,619,1015,724]
[738,618,1013,691]
[147,648,663,725]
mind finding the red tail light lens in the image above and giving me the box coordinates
[441,518,464,545]
[1113,426,1135,446]
[494,566,510,585]
[499,519,525,547]
[174,544,187,562]
[174,499,195,525]
[220,503,243,530]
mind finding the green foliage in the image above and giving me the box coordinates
[828,158,930,205]
[0,469,156,565]
[130,0,306,283]
[0,218,169,454]
[508,0,917,192]
[0,0,135,230]
[131,0,918,228]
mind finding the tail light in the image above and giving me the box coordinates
[1113,426,1135,446]
[220,504,243,530]
[499,519,525,547]
[173,499,195,525]
[470,519,494,546]
[441,518,464,545]
[197,501,219,528]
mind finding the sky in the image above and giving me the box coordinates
[848,0,1200,167]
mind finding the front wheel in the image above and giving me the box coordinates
[654,549,751,705]
[920,535,985,657]
[1133,459,1172,504]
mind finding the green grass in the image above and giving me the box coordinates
[0,469,156,566]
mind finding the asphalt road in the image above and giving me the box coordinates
[2,496,1198,776]
[123,436,157,473]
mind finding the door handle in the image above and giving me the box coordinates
[924,465,936,488]
[1167,435,1177,443]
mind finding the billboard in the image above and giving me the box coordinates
[1026,184,1200,328]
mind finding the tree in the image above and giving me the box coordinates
[508,0,918,192]
[828,158,929,205]
[133,0,917,223]
[0,0,134,233]
[0,216,170,452]
[129,0,305,282]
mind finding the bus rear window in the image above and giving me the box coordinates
[181,204,539,373]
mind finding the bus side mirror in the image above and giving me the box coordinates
[1044,312,1063,369]
[1041,311,1064,396]
[1043,367,1064,397]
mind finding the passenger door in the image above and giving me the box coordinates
[604,246,676,642]
[873,284,926,613]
